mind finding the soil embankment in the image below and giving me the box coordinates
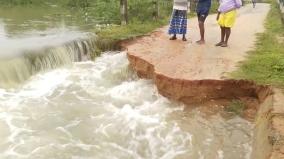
[124,4,271,114]
[123,4,284,159]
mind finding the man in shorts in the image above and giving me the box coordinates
[196,0,211,45]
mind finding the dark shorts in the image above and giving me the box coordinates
[196,1,211,22]
[197,12,208,22]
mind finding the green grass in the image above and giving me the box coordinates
[97,19,168,41]
[225,100,246,115]
[231,1,284,87]
[92,19,169,55]
[96,1,220,51]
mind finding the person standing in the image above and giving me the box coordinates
[215,0,242,47]
[169,0,190,41]
[252,0,256,8]
[196,0,212,45]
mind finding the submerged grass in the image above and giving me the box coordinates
[225,100,246,116]
[231,1,284,87]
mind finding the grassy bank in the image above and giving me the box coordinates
[95,0,219,52]
[232,1,284,87]
[92,19,169,57]
[97,19,168,42]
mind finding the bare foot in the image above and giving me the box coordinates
[182,37,187,41]
[215,42,224,46]
[169,36,177,40]
[196,40,205,45]
[221,43,228,47]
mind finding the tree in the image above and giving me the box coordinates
[153,0,159,20]
[190,0,196,12]
[120,0,128,25]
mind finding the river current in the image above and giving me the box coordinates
[0,52,253,159]
[0,6,253,158]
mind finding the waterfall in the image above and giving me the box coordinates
[0,31,97,88]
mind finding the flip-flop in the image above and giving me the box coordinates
[169,36,177,40]
[182,38,187,41]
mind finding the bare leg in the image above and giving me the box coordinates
[170,34,177,40]
[182,34,187,41]
[196,21,205,44]
[221,27,231,47]
[216,27,226,46]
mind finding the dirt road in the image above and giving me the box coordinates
[126,4,270,80]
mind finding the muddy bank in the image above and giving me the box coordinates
[252,89,284,159]
[128,51,271,115]
[127,43,284,159]
[122,4,284,159]
[127,45,284,159]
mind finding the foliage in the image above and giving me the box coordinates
[0,0,62,6]
[231,1,284,87]
[0,0,172,24]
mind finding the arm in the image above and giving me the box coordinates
[216,12,221,21]
[217,0,221,20]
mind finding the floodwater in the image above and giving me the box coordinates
[0,6,254,159]
[0,53,253,159]
[0,6,104,37]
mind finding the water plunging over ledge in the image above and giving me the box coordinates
[0,52,253,159]
[0,28,97,88]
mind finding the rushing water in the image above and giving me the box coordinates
[0,25,98,88]
[0,7,254,159]
[0,52,253,159]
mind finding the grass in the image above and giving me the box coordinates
[231,1,284,87]
[96,19,168,41]
[225,100,246,115]
[92,19,169,56]
[95,1,220,52]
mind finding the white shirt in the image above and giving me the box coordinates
[173,0,189,10]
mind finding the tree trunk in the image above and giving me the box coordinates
[153,0,159,20]
[120,0,128,25]
[190,0,196,12]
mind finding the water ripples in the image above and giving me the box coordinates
[0,52,253,159]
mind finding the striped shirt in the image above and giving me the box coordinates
[173,0,189,11]
[218,0,242,13]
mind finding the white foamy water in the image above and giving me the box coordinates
[0,52,253,159]
[0,23,92,59]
